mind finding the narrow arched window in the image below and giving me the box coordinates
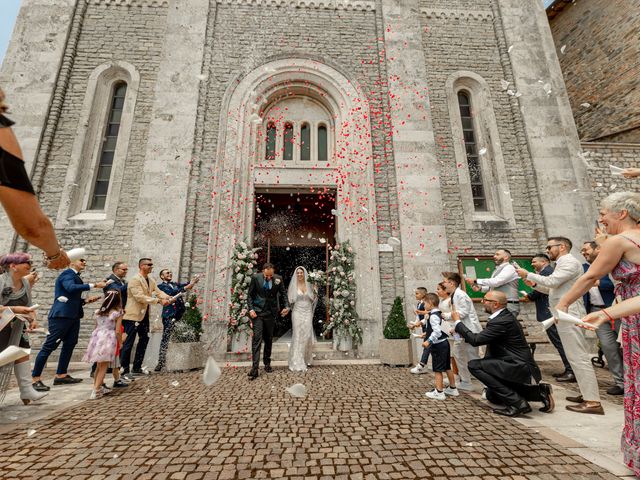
[300,123,310,161]
[265,122,276,161]
[318,124,328,161]
[457,91,486,211]
[283,122,294,161]
[89,82,127,210]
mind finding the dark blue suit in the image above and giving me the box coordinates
[155,281,189,369]
[104,273,127,306]
[525,264,572,374]
[582,263,615,312]
[32,268,91,377]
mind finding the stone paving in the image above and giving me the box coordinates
[0,365,622,479]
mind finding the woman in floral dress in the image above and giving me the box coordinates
[558,192,640,475]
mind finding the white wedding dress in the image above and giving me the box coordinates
[288,268,316,372]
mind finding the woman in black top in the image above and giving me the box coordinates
[0,88,69,269]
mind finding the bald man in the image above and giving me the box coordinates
[452,291,553,418]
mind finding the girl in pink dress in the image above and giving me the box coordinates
[83,290,124,400]
[558,192,640,475]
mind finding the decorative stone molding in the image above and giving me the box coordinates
[216,0,376,12]
[421,8,493,21]
[89,0,169,7]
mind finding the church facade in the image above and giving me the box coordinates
[0,0,601,357]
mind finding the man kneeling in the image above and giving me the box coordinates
[452,291,554,417]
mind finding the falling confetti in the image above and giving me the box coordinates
[170,381,179,387]
[500,79,510,91]
[203,356,221,386]
[478,147,487,156]
[580,103,591,108]
[387,236,401,246]
[26,429,36,437]
[57,296,68,303]
[286,383,307,398]
[560,45,567,54]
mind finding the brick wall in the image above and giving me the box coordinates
[27,2,169,349]
[420,0,547,259]
[180,3,405,318]
[549,0,640,142]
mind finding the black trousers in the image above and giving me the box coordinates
[120,310,150,373]
[251,313,276,370]
[541,322,573,374]
[469,358,544,407]
[157,317,176,368]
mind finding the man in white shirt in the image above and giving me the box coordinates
[466,248,520,317]
[441,271,482,391]
[516,236,604,415]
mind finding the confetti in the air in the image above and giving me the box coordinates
[286,383,308,398]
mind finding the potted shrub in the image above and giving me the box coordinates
[379,296,412,366]
[166,293,206,371]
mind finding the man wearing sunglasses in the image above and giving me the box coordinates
[452,291,553,418]
[31,258,107,391]
[516,237,604,415]
[121,258,172,380]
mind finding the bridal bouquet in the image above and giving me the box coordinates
[322,241,363,346]
[228,241,260,340]
[307,270,326,289]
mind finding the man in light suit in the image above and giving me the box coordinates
[521,253,573,379]
[581,241,622,395]
[517,236,604,415]
[31,258,106,391]
[453,291,553,417]
[120,258,172,380]
[246,262,290,380]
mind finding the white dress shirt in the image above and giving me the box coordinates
[477,262,519,302]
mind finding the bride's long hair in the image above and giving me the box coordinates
[288,266,314,305]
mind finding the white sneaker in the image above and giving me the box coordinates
[458,380,475,392]
[410,365,427,374]
[444,386,459,397]
[425,389,446,400]
[481,388,487,400]
[89,389,101,400]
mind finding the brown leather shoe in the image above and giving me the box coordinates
[566,402,604,415]
[566,395,583,403]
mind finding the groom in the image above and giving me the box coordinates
[247,262,290,380]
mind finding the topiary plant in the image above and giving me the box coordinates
[383,296,410,339]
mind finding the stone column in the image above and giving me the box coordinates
[381,0,450,323]
[0,0,78,251]
[497,0,593,244]
[128,0,209,273]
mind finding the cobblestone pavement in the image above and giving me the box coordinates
[0,365,621,479]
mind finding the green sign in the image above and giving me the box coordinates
[457,256,535,301]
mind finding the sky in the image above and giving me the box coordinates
[0,0,21,66]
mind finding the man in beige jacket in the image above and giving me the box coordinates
[121,258,172,379]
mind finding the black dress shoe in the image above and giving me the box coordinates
[248,369,258,380]
[32,380,50,392]
[552,370,569,378]
[53,375,83,385]
[556,372,577,383]
[264,365,273,373]
[538,383,555,413]
[493,400,532,418]
[606,385,624,395]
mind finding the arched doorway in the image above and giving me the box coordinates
[203,58,383,358]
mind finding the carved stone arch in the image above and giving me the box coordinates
[204,58,383,357]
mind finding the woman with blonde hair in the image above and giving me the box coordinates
[557,191,640,475]
[0,87,69,269]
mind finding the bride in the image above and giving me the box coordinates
[288,266,316,371]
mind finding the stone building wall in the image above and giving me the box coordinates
[421,0,547,258]
[548,0,640,142]
[25,2,170,346]
[181,2,405,319]
[582,143,640,206]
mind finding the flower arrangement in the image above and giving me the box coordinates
[307,269,326,289]
[228,241,260,340]
[172,293,203,343]
[322,241,363,346]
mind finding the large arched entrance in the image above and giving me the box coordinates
[203,58,382,358]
